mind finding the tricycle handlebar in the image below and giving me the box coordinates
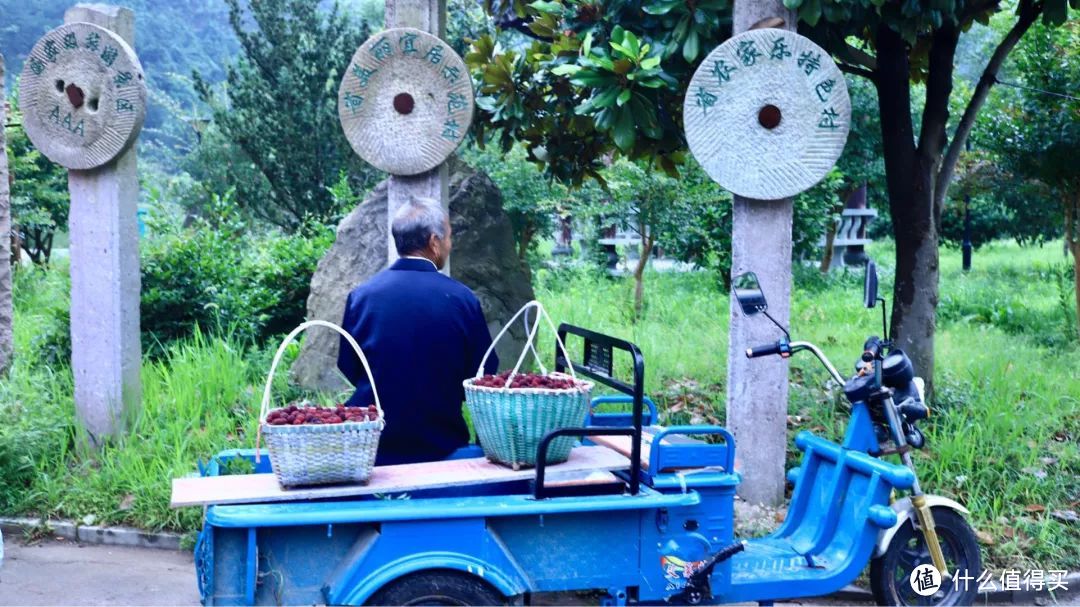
[746,341,787,358]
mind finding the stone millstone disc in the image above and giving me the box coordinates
[338,28,474,176]
[683,28,850,200]
[19,23,147,170]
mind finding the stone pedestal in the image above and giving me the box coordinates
[64,5,143,444]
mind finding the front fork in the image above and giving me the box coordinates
[881,395,949,574]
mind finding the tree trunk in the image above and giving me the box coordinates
[1067,192,1080,340]
[819,218,838,272]
[1072,241,1080,341]
[890,179,940,389]
[875,25,941,392]
[633,232,653,319]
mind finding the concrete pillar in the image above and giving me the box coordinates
[0,54,12,376]
[64,4,142,445]
[725,0,798,506]
[384,0,451,274]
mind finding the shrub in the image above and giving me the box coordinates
[140,198,333,352]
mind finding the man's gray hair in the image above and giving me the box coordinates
[391,196,448,256]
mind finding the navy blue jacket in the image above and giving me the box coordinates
[337,258,498,465]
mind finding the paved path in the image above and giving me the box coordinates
[1,538,1076,606]
[0,539,199,606]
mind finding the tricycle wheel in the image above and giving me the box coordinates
[870,507,982,606]
[366,570,509,606]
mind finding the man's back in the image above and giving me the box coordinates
[338,258,497,465]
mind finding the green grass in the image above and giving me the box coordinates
[1,240,1077,570]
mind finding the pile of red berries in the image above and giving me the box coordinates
[472,371,581,390]
[265,403,378,426]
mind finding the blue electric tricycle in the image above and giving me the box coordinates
[192,263,980,606]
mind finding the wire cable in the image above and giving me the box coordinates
[994,77,1080,102]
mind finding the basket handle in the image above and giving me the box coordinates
[475,300,577,389]
[255,320,384,463]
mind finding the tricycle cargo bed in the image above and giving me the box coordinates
[186,324,926,606]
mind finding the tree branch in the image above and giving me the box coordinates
[936,0,1043,208]
[835,40,878,72]
[838,63,876,81]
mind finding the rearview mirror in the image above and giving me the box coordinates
[864,261,879,309]
[733,272,768,316]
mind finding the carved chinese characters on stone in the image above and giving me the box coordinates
[338,28,475,176]
[19,23,147,170]
[683,29,850,200]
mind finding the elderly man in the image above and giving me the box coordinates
[338,196,499,465]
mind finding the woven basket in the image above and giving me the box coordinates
[464,301,593,469]
[255,320,385,488]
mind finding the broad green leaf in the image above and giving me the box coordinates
[674,15,691,41]
[617,88,632,106]
[613,107,636,151]
[571,69,615,86]
[800,0,821,27]
[642,0,682,16]
[551,64,582,75]
[594,87,621,108]
[641,56,662,70]
[528,0,565,14]
[683,28,700,62]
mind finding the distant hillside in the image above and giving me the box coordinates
[0,0,238,132]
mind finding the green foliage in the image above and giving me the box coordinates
[464,145,584,261]
[4,97,69,265]
[191,0,377,230]
[140,191,333,351]
[975,18,1080,243]
[468,0,1071,186]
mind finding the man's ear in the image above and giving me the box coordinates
[428,233,441,252]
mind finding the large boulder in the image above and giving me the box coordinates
[291,162,535,392]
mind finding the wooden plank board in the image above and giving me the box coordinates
[171,446,629,508]
[545,470,619,488]
[587,429,678,471]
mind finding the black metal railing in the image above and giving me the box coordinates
[533,324,645,499]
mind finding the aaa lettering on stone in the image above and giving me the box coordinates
[48,104,85,137]
[85,32,100,51]
[63,32,78,49]
[116,99,135,113]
